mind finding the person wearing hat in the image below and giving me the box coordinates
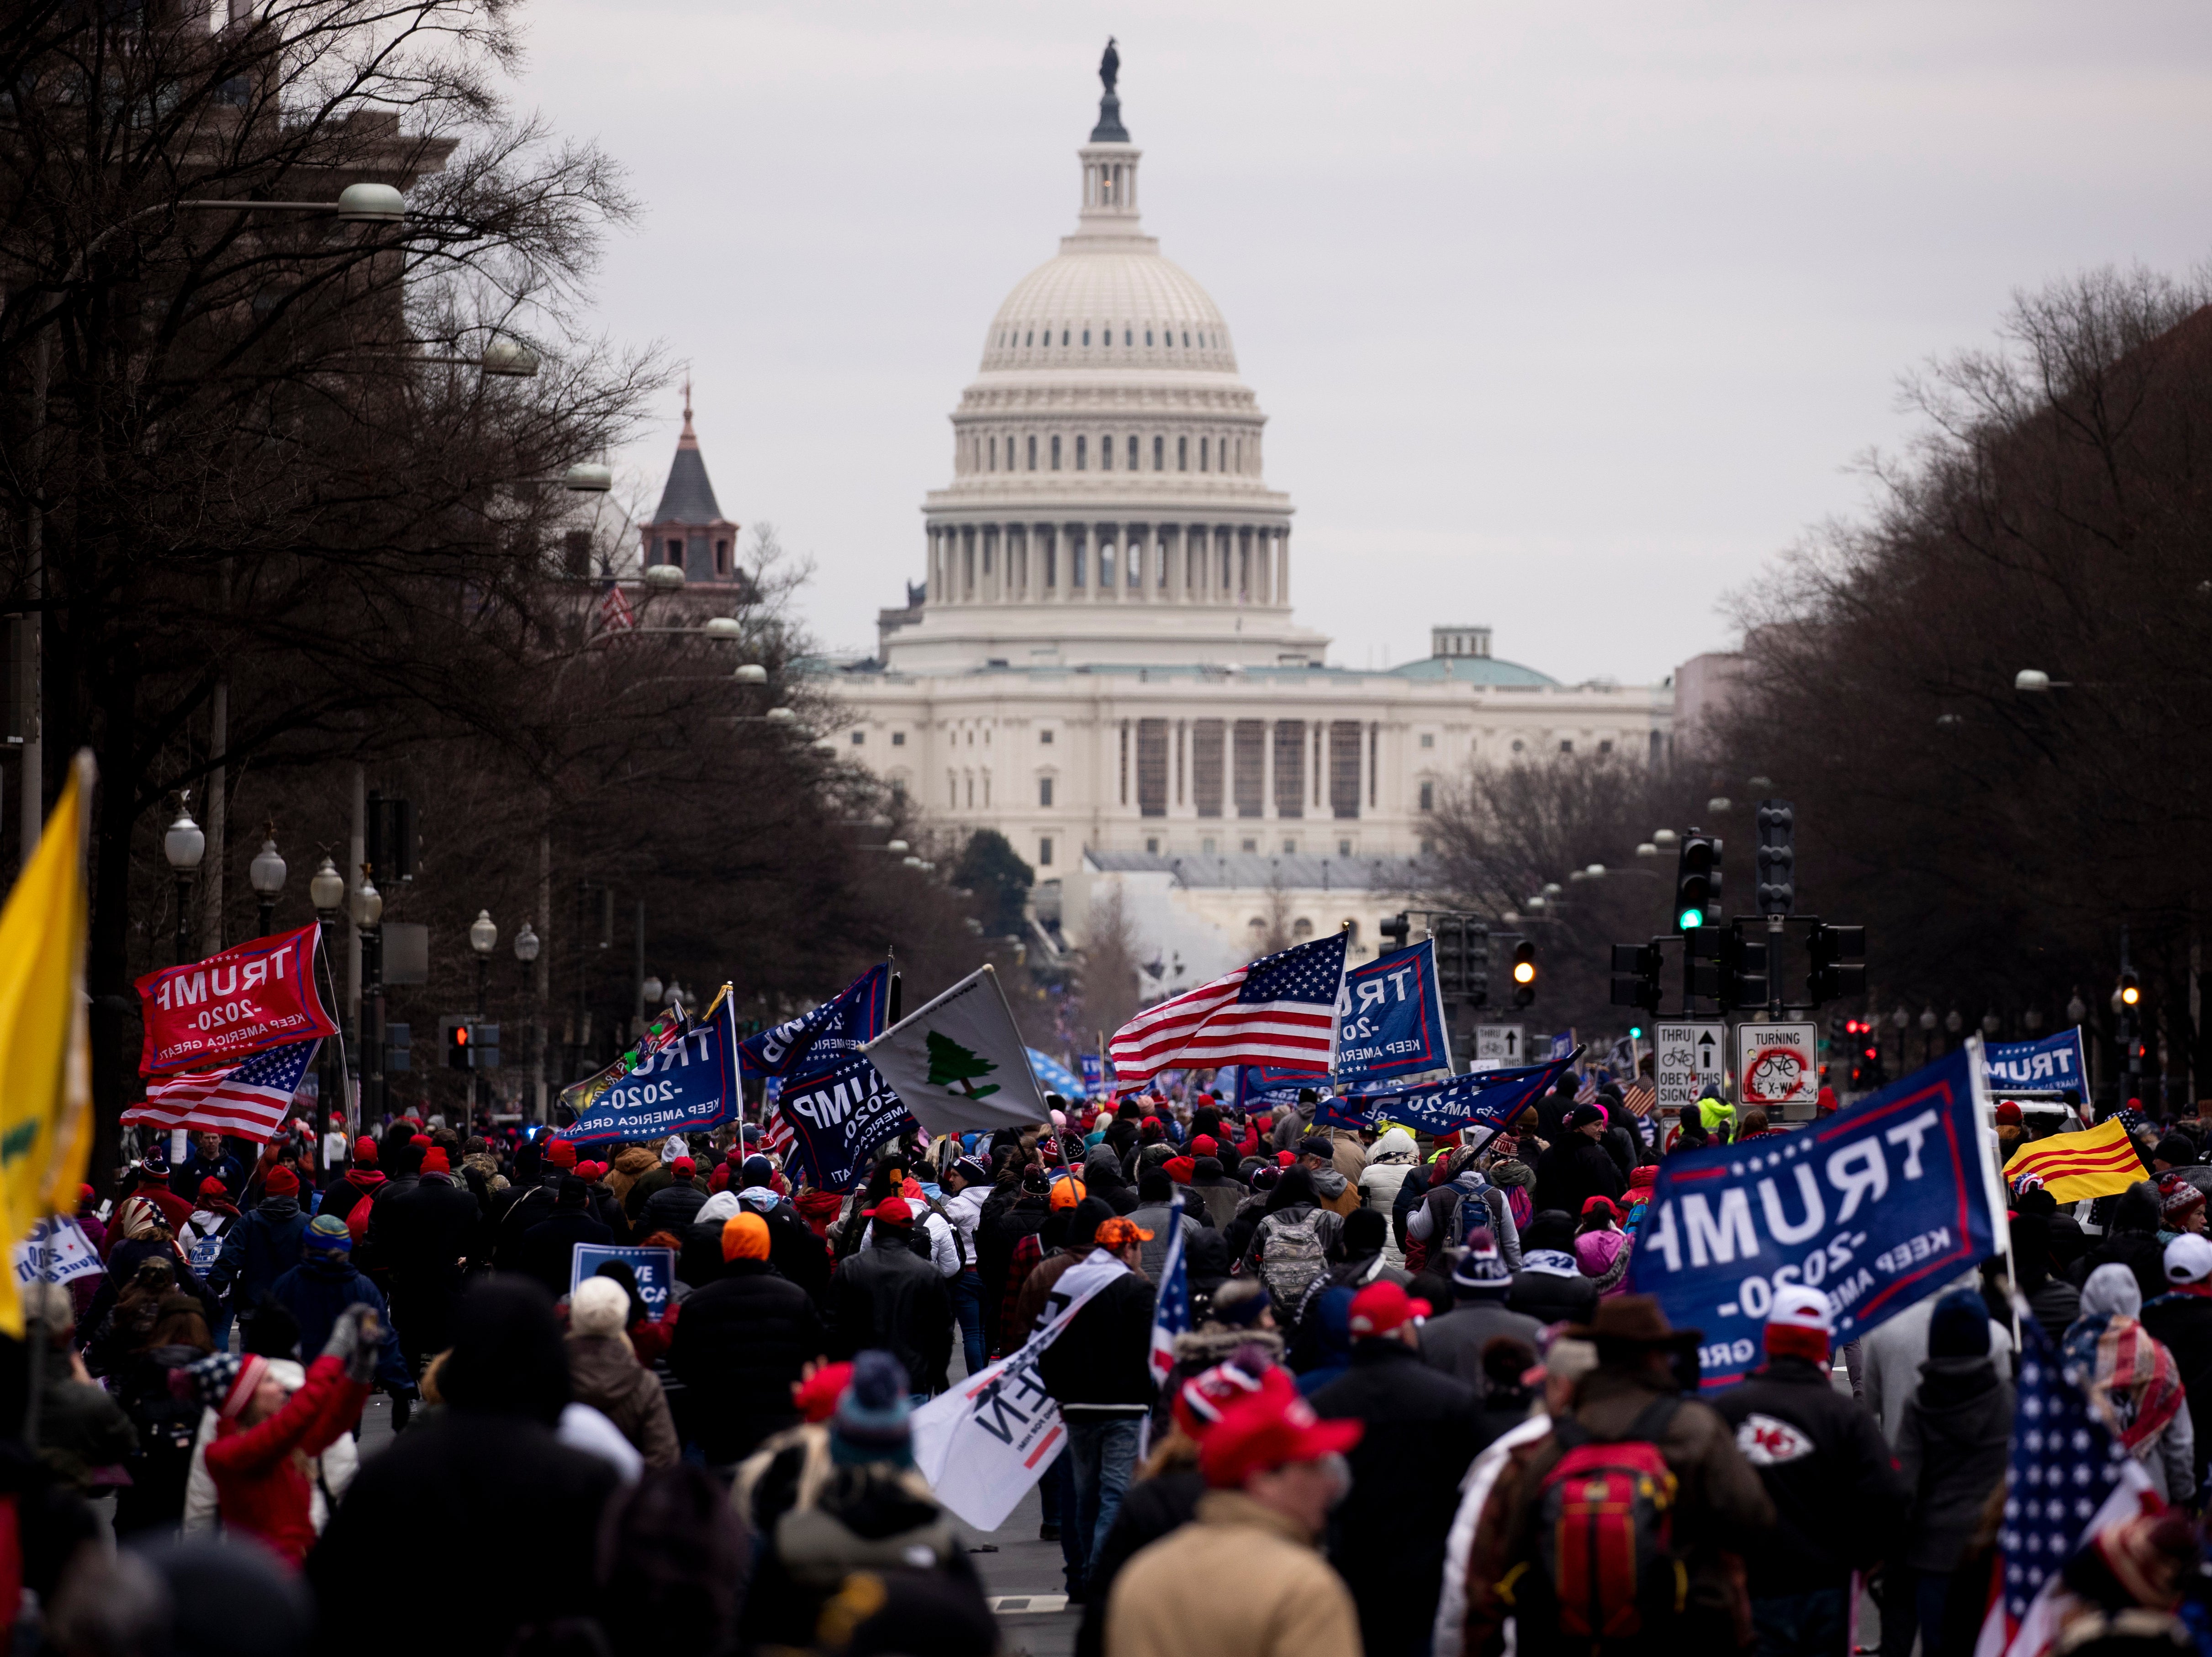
[371,1136,490,1377]
[668,1212,827,1466]
[1418,1227,1543,1388]
[323,1137,385,1243]
[1105,1375,1363,1657]
[1309,1278,1482,1656]
[1506,1210,1600,1326]
[940,1154,994,1376]
[1073,1351,1285,1657]
[2142,1233,2212,1502]
[207,1163,311,1326]
[267,1214,412,1416]
[565,1277,680,1468]
[1464,1296,1775,1657]
[638,1154,709,1235]
[2155,1173,2207,1240]
[825,1195,953,1400]
[188,1303,384,1567]
[1892,1288,2016,1655]
[1039,1214,1160,1597]
[1710,1287,1908,1656]
[1533,1101,1627,1221]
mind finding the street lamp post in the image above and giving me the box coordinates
[311,857,348,1132]
[1920,1006,1938,1066]
[513,922,541,1123]
[249,830,287,935]
[164,800,205,964]
[352,871,384,1124]
[468,909,496,1114]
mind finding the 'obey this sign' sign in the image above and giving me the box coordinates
[1626,1041,2002,1388]
[136,924,337,1078]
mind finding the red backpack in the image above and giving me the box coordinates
[1504,1397,1689,1648]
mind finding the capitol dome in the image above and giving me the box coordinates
[885,61,1321,676]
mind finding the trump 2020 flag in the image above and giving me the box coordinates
[1109,932,1347,1090]
[1317,1053,1576,1139]
[741,964,892,1079]
[1626,1039,2006,1388]
[862,966,1049,1135]
[1335,939,1452,1086]
[564,988,742,1143]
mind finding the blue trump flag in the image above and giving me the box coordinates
[566,990,742,1143]
[741,963,892,1078]
[1315,1053,1577,1136]
[777,1055,915,1193]
[1625,1042,2005,1389]
[1334,940,1452,1086]
[1982,1027,2091,1097]
[1235,1066,1331,1112]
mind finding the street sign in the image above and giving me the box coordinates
[1735,1021,1819,1112]
[1474,1024,1527,1065]
[1654,1021,1726,1114]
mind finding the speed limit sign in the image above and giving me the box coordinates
[1734,1022,1819,1112]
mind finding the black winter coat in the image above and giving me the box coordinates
[517,1207,614,1302]
[668,1260,826,1463]
[1710,1356,1910,1594]
[1507,1264,1599,1326]
[1418,1299,1545,1388]
[826,1230,952,1394]
[1895,1355,2014,1573]
[2141,1289,2212,1496]
[2069,1229,2169,1306]
[1533,1135,1626,1219]
[1037,1272,1156,1411]
[638,1179,708,1236]
[1311,1340,1484,1657]
[306,1409,619,1657]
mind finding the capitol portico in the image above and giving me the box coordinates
[791,53,1676,980]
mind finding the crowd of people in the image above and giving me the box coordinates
[12,1077,2212,1657]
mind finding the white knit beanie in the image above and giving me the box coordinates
[570,1276,631,1339]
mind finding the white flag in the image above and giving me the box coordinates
[861,965,1049,1135]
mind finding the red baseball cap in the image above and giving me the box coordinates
[672,1156,695,1176]
[1199,1389,1363,1488]
[1172,1356,1293,1443]
[1347,1280,1430,1338]
[793,1361,854,1424]
[866,1196,913,1225]
[544,1138,577,1169]
[1192,1134,1219,1157]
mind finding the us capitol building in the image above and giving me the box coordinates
[656,52,1674,987]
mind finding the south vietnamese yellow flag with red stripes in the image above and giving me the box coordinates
[2002,1115,2146,1204]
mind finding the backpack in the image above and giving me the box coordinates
[1452,1176,1499,1251]
[1255,1207,1330,1314]
[1502,1397,1688,1648]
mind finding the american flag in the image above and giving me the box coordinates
[1621,1080,1657,1119]
[759,1078,796,1161]
[1147,1193,1192,1387]
[597,579,636,635]
[1108,933,1347,1090]
[123,1038,320,1144]
[1974,1317,2150,1657]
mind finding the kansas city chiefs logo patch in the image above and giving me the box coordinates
[1734,1413,1815,1466]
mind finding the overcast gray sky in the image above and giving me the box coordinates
[516,0,2212,686]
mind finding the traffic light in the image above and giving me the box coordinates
[1379,912,1410,946]
[1610,943,1663,1014]
[1684,925,1721,1005]
[1674,831,1722,932]
[1754,799,1795,917]
[1510,940,1536,1008]
[1718,926,1768,1012]
[1430,915,1489,1006]
[2117,970,2141,1008]
[445,1018,471,1069]
[1806,923,1867,1006]
[473,1022,501,1071]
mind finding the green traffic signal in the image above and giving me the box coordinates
[1677,906,1703,932]
[1628,1025,1643,1040]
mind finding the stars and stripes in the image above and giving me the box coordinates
[1974,1318,2149,1657]
[1147,1193,1192,1388]
[758,1078,796,1160]
[122,1037,320,1143]
[1621,1080,1657,1119]
[596,579,637,635]
[1108,933,1347,1089]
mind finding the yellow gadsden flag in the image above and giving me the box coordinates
[2001,1114,2146,1205]
[0,752,97,1337]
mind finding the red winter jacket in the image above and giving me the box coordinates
[204,1355,371,1567]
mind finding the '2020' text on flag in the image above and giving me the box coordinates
[1109,932,1347,1090]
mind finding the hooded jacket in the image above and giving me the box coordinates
[1359,1129,1420,1263]
[1895,1353,2014,1572]
[669,1258,827,1463]
[566,1331,679,1468]
[826,1225,953,1395]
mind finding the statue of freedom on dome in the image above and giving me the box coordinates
[1100,37,1119,95]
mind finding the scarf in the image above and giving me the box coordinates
[1521,1248,1578,1277]
[2063,1312,2185,1455]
